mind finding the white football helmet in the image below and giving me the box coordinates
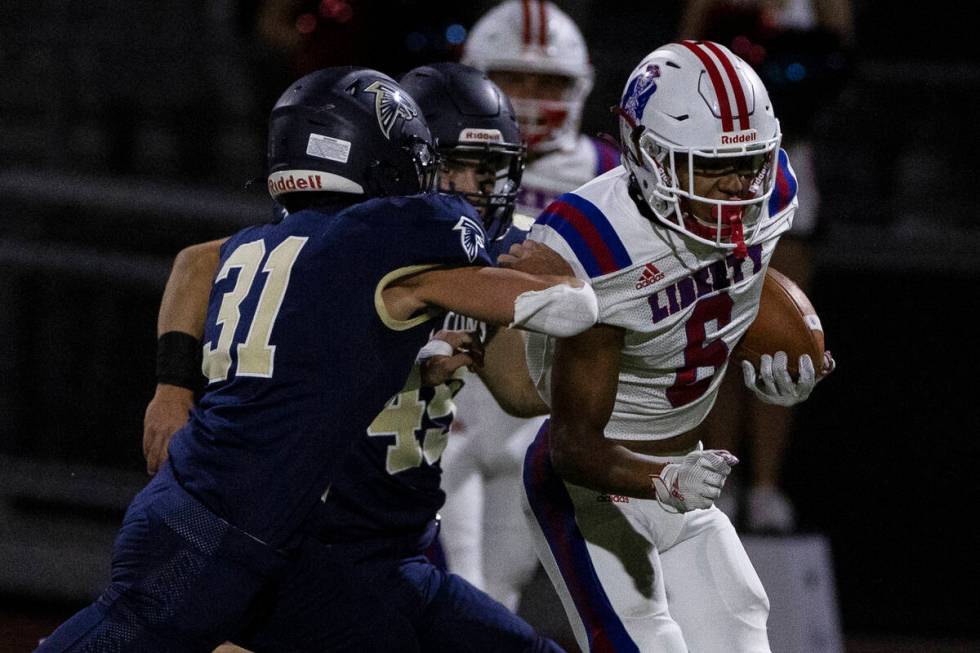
[618,41,783,254]
[463,0,593,154]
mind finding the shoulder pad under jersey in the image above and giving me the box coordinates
[530,191,633,280]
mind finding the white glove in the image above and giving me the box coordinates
[741,351,816,407]
[651,445,739,513]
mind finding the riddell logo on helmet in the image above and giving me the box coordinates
[459,128,503,143]
[267,173,324,195]
[720,131,758,145]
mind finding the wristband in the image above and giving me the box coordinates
[415,339,455,364]
[156,331,204,392]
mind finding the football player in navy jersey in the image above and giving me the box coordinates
[399,62,553,417]
[242,65,565,652]
[37,67,594,653]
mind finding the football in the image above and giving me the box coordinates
[733,267,825,377]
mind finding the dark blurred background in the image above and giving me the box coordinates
[1,1,978,652]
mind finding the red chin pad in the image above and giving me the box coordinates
[721,206,748,259]
[680,202,748,258]
[719,205,743,224]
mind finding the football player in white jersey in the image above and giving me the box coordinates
[516,41,833,652]
[435,0,620,612]
[463,0,620,218]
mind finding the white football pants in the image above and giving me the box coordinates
[522,423,771,653]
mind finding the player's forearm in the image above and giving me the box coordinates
[409,266,597,336]
[546,323,661,495]
[479,368,549,417]
[550,424,662,500]
[158,239,225,337]
[478,327,550,417]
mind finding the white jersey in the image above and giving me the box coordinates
[516,134,620,218]
[526,153,798,440]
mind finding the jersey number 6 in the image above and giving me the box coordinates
[665,293,733,407]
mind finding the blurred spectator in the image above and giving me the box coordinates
[251,1,486,78]
[678,0,853,533]
[242,0,491,171]
[254,0,360,77]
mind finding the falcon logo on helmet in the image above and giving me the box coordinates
[364,80,420,139]
[266,67,438,200]
[453,215,486,262]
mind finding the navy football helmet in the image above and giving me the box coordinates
[400,63,525,241]
[267,67,437,203]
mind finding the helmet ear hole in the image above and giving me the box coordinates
[367,153,422,197]
[366,161,394,197]
[630,125,644,149]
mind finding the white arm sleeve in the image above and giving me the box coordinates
[510,283,598,337]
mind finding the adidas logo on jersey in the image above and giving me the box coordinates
[635,262,665,289]
[597,493,630,504]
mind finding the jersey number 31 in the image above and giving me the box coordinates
[203,237,308,383]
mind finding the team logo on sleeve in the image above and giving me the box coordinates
[364,80,420,139]
[622,64,661,123]
[453,215,486,263]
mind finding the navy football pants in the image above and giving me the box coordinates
[239,525,564,652]
[34,463,286,652]
[35,465,561,652]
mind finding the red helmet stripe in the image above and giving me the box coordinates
[538,0,548,47]
[702,41,750,131]
[680,40,735,132]
[522,0,532,46]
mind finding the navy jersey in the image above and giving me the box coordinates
[167,193,491,548]
[310,215,532,540]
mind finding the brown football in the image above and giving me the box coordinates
[732,267,825,377]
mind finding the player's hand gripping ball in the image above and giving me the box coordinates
[734,267,834,406]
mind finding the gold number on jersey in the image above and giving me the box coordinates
[368,390,427,474]
[203,237,308,383]
[421,383,454,465]
[367,384,456,474]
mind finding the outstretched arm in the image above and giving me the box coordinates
[385,265,598,338]
[143,239,225,474]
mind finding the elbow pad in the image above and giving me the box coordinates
[510,283,598,337]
